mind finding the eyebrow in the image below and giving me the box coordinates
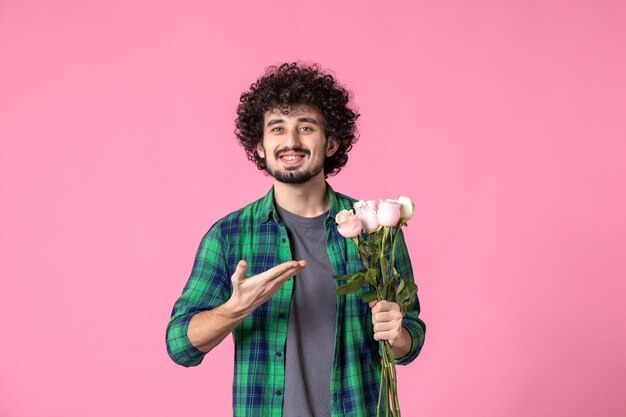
[266,117,321,127]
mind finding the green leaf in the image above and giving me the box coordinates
[396,279,405,295]
[361,290,378,303]
[333,269,366,280]
[396,279,418,313]
[382,281,396,301]
[369,228,382,240]
[365,267,378,285]
[381,256,388,276]
[333,273,356,281]
[370,249,380,266]
[358,245,368,258]
[404,280,418,303]
[336,274,365,294]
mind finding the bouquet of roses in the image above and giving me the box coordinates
[334,196,418,417]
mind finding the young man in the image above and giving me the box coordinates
[166,63,425,417]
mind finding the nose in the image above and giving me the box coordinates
[285,127,302,148]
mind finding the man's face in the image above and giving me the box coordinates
[256,105,338,184]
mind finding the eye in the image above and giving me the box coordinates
[300,126,314,133]
[270,126,283,133]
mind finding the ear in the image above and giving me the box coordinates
[256,142,265,159]
[326,136,339,157]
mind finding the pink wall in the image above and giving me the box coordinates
[1,1,625,416]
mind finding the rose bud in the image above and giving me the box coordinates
[377,199,401,227]
[396,196,415,221]
[335,209,355,225]
[354,200,379,232]
[336,210,363,238]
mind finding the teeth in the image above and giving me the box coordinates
[283,156,300,161]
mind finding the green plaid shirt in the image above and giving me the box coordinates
[166,183,426,417]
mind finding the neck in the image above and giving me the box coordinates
[273,173,329,217]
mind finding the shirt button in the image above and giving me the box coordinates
[276,352,282,357]
[275,390,282,396]
[281,238,286,243]
[279,313,286,319]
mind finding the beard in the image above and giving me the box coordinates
[266,158,325,184]
[265,146,326,184]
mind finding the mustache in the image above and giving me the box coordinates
[275,147,311,158]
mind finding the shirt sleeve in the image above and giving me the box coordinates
[392,228,426,365]
[165,224,232,367]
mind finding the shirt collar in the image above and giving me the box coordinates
[261,182,343,225]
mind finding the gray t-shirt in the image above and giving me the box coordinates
[276,205,336,417]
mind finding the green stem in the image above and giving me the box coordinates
[390,225,401,283]
[376,360,383,417]
[370,226,405,417]
[385,364,389,417]
[381,341,402,417]
[381,341,390,416]
[381,227,388,283]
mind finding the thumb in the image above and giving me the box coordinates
[231,260,248,283]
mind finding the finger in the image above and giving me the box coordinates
[371,302,383,315]
[264,261,302,278]
[248,264,305,293]
[368,300,378,309]
[260,267,306,299]
[373,329,401,342]
[374,321,395,332]
[374,327,402,342]
[271,265,306,285]
[261,260,306,282]
[374,300,400,313]
[231,260,248,282]
[373,311,402,324]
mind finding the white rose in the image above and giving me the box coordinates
[396,196,415,221]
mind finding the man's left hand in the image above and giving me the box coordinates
[369,300,411,359]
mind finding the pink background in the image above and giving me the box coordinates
[1,0,625,416]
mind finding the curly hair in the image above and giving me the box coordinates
[235,62,359,177]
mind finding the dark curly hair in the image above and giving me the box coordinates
[235,62,359,177]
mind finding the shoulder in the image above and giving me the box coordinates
[209,197,268,236]
[203,194,269,241]
[330,188,359,212]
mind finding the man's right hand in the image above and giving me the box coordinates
[187,259,306,353]
[227,259,306,317]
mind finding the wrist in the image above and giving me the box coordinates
[223,297,250,320]
[391,327,412,359]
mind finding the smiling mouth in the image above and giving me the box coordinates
[276,147,309,164]
[280,154,304,161]
[278,154,306,166]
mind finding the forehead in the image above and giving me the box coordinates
[263,104,324,124]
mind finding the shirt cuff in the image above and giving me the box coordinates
[166,313,206,367]
[394,317,425,365]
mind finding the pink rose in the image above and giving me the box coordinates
[354,200,379,232]
[377,199,401,227]
[396,196,415,221]
[335,209,354,224]
[335,209,363,238]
